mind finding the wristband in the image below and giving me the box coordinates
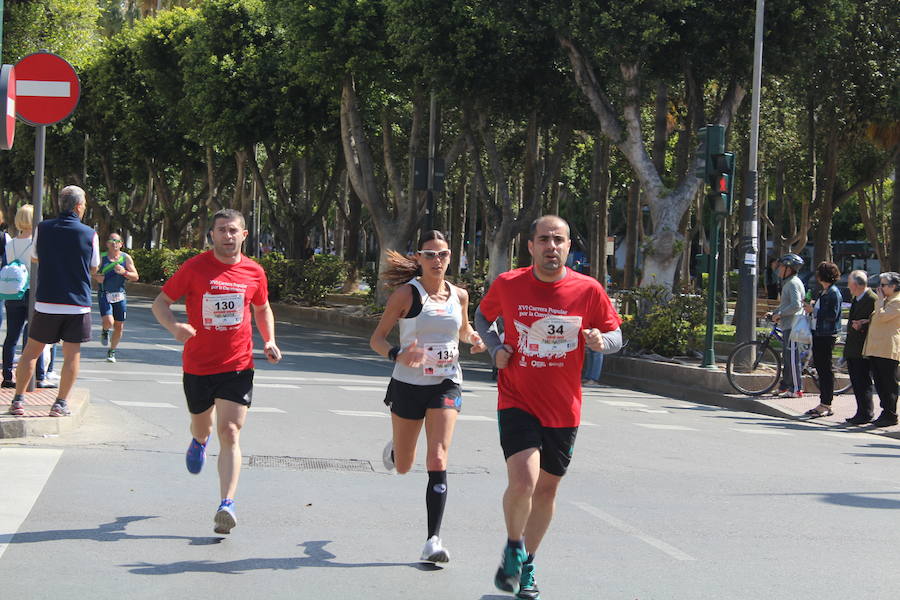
[387,346,401,362]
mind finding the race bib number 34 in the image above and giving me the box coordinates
[528,315,582,355]
[423,341,459,377]
[202,292,244,328]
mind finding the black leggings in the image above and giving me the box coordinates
[812,335,836,405]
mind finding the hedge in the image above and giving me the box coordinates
[129,248,350,306]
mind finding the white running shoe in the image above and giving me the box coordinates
[420,535,450,563]
[382,439,395,473]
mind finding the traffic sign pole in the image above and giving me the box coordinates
[13,51,79,392]
[25,124,45,392]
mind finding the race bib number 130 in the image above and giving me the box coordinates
[202,292,244,328]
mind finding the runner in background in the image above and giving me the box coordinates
[370,230,486,563]
[93,233,139,363]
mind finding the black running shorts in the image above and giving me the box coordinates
[29,311,92,344]
[183,369,254,415]
[498,407,578,477]
[383,377,462,420]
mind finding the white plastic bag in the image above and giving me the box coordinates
[789,315,812,345]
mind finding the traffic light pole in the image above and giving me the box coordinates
[736,0,765,346]
[702,203,722,368]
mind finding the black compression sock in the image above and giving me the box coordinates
[426,470,448,538]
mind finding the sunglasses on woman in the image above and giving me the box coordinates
[418,250,450,260]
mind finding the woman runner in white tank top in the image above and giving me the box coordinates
[370,230,486,564]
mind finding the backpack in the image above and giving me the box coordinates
[0,239,32,300]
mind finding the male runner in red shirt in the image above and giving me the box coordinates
[152,209,282,534]
[475,215,622,598]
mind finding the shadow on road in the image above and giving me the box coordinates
[1,516,222,546]
[122,539,438,575]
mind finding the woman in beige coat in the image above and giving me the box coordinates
[862,272,900,427]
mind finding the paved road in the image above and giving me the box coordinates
[2,294,900,599]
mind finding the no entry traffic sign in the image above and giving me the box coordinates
[14,51,80,126]
[0,65,15,149]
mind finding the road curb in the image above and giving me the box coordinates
[0,387,90,439]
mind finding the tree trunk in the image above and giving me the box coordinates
[890,151,900,271]
[560,37,746,291]
[652,82,668,175]
[449,169,467,277]
[624,180,639,288]
[813,135,840,265]
[592,136,611,286]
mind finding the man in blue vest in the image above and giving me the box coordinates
[7,185,99,418]
[93,233,139,363]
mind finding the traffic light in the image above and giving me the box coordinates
[695,125,724,180]
[696,125,735,215]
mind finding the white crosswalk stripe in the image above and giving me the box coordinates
[635,423,697,431]
[0,448,63,560]
[730,428,792,436]
[111,400,177,408]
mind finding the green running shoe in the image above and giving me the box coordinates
[516,561,541,599]
[494,543,527,593]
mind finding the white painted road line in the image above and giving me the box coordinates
[249,407,287,413]
[637,409,670,414]
[81,369,181,377]
[0,448,63,560]
[254,383,300,389]
[573,501,696,561]
[331,410,388,418]
[600,400,648,407]
[822,431,882,440]
[79,377,114,382]
[457,415,495,422]
[635,423,697,431]
[154,344,181,352]
[340,386,386,392]
[730,428,792,436]
[156,381,182,385]
[111,400,177,408]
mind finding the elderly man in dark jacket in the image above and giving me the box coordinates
[845,270,878,424]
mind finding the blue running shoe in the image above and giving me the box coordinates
[517,561,541,599]
[494,543,528,593]
[186,438,207,474]
[214,499,237,534]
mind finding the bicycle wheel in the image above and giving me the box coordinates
[727,341,781,396]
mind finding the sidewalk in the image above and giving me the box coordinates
[602,354,900,440]
[0,387,90,438]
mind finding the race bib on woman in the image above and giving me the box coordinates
[423,341,459,376]
[202,292,244,328]
[106,291,125,303]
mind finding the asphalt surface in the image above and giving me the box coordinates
[2,293,900,599]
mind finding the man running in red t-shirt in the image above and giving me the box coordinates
[152,209,282,535]
[475,215,622,598]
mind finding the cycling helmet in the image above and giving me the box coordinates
[778,253,804,268]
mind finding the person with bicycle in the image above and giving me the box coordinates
[769,253,806,398]
[802,262,842,418]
